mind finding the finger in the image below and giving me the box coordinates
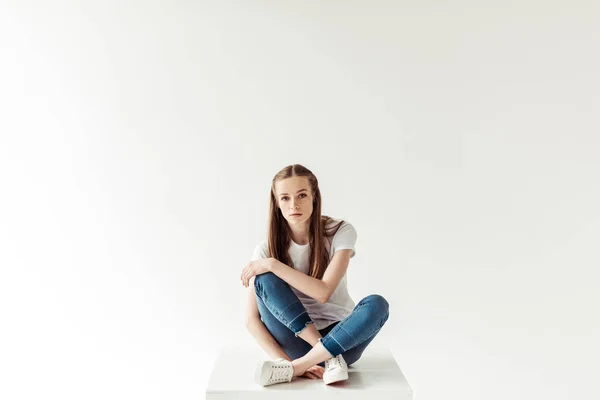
[242,264,250,279]
[309,369,321,378]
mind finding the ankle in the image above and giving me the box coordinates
[297,325,322,346]
[291,361,306,377]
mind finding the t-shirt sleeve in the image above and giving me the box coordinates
[250,240,268,261]
[331,222,357,258]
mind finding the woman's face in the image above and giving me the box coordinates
[275,176,314,225]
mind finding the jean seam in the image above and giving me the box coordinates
[319,338,336,357]
[330,335,346,353]
[294,320,314,337]
[261,295,305,327]
[323,309,387,353]
[337,325,359,349]
[289,311,308,325]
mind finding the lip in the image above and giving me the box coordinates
[290,213,302,217]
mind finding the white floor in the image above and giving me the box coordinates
[206,346,413,400]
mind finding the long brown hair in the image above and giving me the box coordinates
[266,164,344,280]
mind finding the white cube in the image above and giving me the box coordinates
[206,346,413,400]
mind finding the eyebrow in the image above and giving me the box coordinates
[279,189,308,196]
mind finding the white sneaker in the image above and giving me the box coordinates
[255,358,294,386]
[323,354,348,385]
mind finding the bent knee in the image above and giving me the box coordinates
[253,271,280,291]
[365,294,389,315]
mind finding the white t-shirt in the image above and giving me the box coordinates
[250,218,357,330]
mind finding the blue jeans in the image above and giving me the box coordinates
[254,272,390,367]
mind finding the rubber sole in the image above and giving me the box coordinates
[255,361,270,386]
[323,369,349,385]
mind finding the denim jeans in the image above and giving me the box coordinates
[254,272,390,367]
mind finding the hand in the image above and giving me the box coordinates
[241,258,275,287]
[301,365,324,380]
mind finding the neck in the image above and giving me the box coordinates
[288,222,310,245]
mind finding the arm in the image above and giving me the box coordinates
[270,249,353,304]
[244,276,291,361]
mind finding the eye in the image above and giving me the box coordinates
[280,193,308,202]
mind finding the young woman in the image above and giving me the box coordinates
[241,164,390,387]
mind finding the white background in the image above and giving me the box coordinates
[1,1,599,399]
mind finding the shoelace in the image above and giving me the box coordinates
[268,364,292,384]
[325,355,343,370]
